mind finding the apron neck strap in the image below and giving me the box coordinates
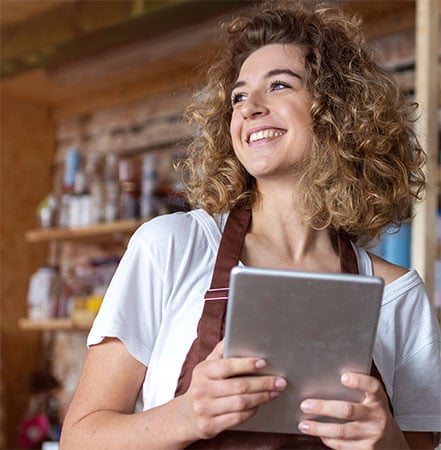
[207,205,251,292]
[337,231,359,274]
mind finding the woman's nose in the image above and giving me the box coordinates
[240,92,269,119]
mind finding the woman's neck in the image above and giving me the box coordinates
[241,195,340,273]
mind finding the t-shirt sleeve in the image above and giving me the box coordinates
[393,339,441,431]
[87,219,166,367]
[386,275,441,432]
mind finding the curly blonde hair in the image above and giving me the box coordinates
[177,0,426,245]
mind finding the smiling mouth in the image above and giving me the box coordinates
[248,129,286,144]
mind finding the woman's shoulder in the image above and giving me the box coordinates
[368,252,409,285]
[354,245,409,285]
[129,209,224,246]
[364,251,429,308]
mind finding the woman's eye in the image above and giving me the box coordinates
[271,81,290,91]
[232,93,247,105]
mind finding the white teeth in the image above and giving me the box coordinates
[248,129,285,143]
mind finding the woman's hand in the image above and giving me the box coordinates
[180,340,287,441]
[298,372,409,450]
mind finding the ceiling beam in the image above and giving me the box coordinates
[0,0,244,79]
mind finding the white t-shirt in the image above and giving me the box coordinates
[88,209,441,432]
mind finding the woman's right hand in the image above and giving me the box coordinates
[180,340,287,441]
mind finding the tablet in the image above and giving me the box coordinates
[223,266,384,434]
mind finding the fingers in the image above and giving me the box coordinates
[340,372,386,402]
[298,415,387,444]
[298,406,381,442]
[298,372,386,426]
[202,340,269,380]
[210,374,287,398]
[199,356,268,381]
[194,389,279,417]
[194,340,287,399]
[188,373,286,439]
[300,398,358,421]
[298,373,393,447]
[192,358,287,401]
[298,419,360,440]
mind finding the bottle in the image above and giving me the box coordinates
[58,148,79,227]
[37,193,58,228]
[103,153,119,222]
[140,154,158,218]
[118,157,139,219]
[68,152,96,228]
[85,152,104,225]
[27,266,61,320]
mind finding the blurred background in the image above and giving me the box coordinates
[0,0,440,448]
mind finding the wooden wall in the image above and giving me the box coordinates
[0,96,56,448]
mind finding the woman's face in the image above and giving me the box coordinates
[230,43,312,184]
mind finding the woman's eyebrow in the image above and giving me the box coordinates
[232,68,304,91]
[266,68,303,80]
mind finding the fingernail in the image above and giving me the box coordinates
[341,373,352,384]
[300,400,312,412]
[298,422,310,432]
[270,391,280,398]
[275,378,287,389]
[255,359,266,369]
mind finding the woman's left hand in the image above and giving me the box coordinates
[298,372,409,450]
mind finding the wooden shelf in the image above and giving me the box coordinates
[25,218,147,243]
[18,317,93,331]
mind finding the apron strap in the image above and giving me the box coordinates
[205,205,252,296]
[337,230,358,274]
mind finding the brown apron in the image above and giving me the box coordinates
[175,205,391,449]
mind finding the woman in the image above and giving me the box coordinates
[60,1,441,449]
